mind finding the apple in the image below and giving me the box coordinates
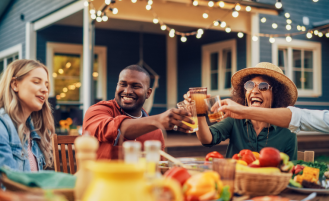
[259,147,281,167]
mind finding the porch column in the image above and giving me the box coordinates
[248,13,260,67]
[82,5,94,116]
[166,35,178,109]
[25,22,36,60]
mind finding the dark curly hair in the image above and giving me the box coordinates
[231,74,291,108]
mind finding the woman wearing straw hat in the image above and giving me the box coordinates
[184,62,298,160]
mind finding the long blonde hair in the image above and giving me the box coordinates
[0,59,55,168]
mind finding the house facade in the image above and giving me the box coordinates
[0,0,328,130]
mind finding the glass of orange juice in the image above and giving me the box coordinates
[177,101,198,133]
[189,87,207,115]
[204,95,225,123]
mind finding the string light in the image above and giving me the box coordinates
[220,21,226,28]
[131,0,137,3]
[272,23,278,29]
[66,62,71,68]
[297,25,301,31]
[169,29,175,38]
[286,24,292,30]
[306,32,312,39]
[232,10,239,18]
[75,82,81,88]
[112,8,118,14]
[314,30,319,35]
[96,16,102,22]
[161,25,167,31]
[153,18,159,24]
[218,1,224,8]
[148,0,153,5]
[68,85,76,90]
[313,0,318,2]
[90,8,96,15]
[269,37,275,43]
[60,93,66,98]
[102,14,108,21]
[203,12,209,19]
[197,29,204,35]
[93,72,99,77]
[213,21,219,26]
[193,0,198,6]
[275,0,282,9]
[285,13,290,18]
[235,3,241,11]
[208,1,214,7]
[91,14,96,19]
[84,1,89,7]
[318,32,323,37]
[237,32,244,38]
[63,87,68,93]
[246,6,251,12]
[326,32,329,38]
[58,69,64,74]
[146,4,151,10]
[196,33,202,39]
[105,0,111,5]
[286,19,292,24]
[97,10,102,16]
[225,27,231,33]
[252,35,258,41]
[53,73,57,78]
[181,36,187,42]
[301,26,306,31]
[286,35,292,42]
[261,17,266,23]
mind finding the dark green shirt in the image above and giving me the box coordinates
[204,117,297,160]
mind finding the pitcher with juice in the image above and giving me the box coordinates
[177,101,198,133]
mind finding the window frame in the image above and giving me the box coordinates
[202,39,237,96]
[0,44,23,72]
[46,42,107,104]
[272,38,322,97]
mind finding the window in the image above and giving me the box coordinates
[0,44,22,74]
[202,39,237,96]
[272,39,321,97]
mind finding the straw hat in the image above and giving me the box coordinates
[231,62,298,106]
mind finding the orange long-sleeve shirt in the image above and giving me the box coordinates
[82,99,165,159]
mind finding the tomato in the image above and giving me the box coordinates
[164,167,191,186]
[205,151,224,161]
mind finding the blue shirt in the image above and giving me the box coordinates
[288,106,329,133]
[0,108,46,171]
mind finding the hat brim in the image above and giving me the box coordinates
[231,67,298,106]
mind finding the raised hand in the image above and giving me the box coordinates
[157,108,195,133]
[218,99,247,119]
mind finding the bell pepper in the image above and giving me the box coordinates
[164,167,191,186]
[183,171,223,201]
[205,151,224,161]
[231,149,256,165]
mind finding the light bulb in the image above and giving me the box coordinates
[63,87,68,93]
[93,72,99,77]
[193,0,198,6]
[60,93,66,98]
[197,29,204,35]
[286,19,292,24]
[246,6,251,12]
[97,10,102,16]
[131,0,137,2]
[96,16,102,22]
[91,14,96,19]
[261,17,266,23]
[213,21,219,26]
[252,35,258,41]
[102,15,108,21]
[219,1,225,8]
[84,1,89,7]
[161,25,167,31]
[286,24,291,30]
[181,36,187,42]
[208,1,214,7]
[153,18,159,24]
[203,13,208,19]
[105,0,111,5]
[237,32,244,38]
[232,10,239,18]
[220,21,226,28]
[286,35,292,42]
[225,27,231,33]
[52,73,57,78]
[297,25,301,31]
[56,95,61,100]
[235,3,241,11]
[269,37,275,43]
[169,29,175,38]
[196,33,202,39]
[314,30,319,35]
[318,32,323,37]
[90,8,96,14]
[313,0,318,2]
[301,26,306,31]
[146,4,151,10]
[285,13,290,18]
[112,8,118,14]
[58,69,64,74]
[272,23,278,29]
[275,1,282,9]
[148,0,153,5]
[306,32,312,38]
[326,33,329,38]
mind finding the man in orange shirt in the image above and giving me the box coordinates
[83,65,194,159]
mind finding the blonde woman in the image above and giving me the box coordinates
[0,59,54,171]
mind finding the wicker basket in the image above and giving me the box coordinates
[234,171,292,196]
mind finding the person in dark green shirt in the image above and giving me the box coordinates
[183,62,298,160]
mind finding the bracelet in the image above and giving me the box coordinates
[197,114,206,117]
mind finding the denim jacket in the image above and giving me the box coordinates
[0,108,46,171]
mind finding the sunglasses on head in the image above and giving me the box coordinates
[244,80,272,91]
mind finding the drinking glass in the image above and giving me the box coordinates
[212,158,236,200]
[189,87,207,115]
[204,95,225,123]
[177,101,198,133]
